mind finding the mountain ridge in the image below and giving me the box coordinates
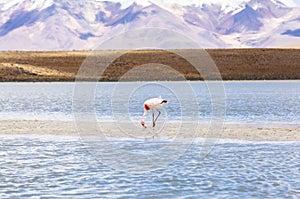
[0,0,300,50]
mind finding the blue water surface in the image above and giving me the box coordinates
[0,81,299,123]
[0,81,299,198]
[0,135,299,198]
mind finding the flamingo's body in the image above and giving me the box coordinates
[141,96,168,128]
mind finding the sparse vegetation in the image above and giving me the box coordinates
[0,49,299,81]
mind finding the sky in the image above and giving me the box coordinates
[295,0,300,4]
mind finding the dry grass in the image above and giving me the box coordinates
[0,49,299,81]
[209,48,300,80]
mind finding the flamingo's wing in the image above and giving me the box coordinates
[146,98,161,105]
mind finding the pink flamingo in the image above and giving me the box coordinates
[141,96,168,128]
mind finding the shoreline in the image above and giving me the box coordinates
[1,120,299,141]
[0,80,299,84]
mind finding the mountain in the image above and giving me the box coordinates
[0,0,299,50]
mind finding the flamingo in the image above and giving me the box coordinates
[141,96,168,128]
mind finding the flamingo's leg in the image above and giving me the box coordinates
[152,110,155,127]
[154,110,161,125]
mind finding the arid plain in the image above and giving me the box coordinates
[0,49,299,81]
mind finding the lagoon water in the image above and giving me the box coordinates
[0,81,299,123]
[0,81,299,198]
[0,135,299,198]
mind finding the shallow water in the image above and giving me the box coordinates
[0,81,299,198]
[0,81,299,123]
[0,135,299,198]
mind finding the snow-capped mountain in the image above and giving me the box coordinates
[0,0,299,50]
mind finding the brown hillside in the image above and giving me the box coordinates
[0,49,299,81]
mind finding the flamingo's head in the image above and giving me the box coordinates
[141,121,147,128]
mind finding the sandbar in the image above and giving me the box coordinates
[0,120,299,141]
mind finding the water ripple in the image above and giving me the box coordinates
[1,135,299,198]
